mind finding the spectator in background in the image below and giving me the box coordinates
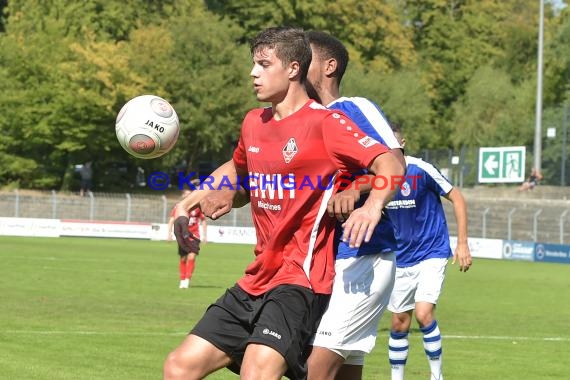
[518,167,543,192]
[79,161,93,197]
[167,183,207,289]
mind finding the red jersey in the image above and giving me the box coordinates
[170,207,205,238]
[232,100,390,296]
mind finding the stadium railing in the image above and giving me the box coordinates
[1,187,569,243]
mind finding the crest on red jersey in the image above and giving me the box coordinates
[282,138,298,164]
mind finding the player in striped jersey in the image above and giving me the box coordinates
[385,124,472,380]
[304,31,403,380]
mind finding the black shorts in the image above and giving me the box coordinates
[80,179,92,190]
[177,240,200,257]
[191,284,330,380]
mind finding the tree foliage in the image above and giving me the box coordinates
[0,0,253,189]
[206,0,417,72]
[450,66,535,147]
[0,0,569,190]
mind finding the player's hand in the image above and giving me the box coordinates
[452,241,472,272]
[173,216,201,253]
[327,189,360,222]
[342,202,383,248]
[200,190,235,220]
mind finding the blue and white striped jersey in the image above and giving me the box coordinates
[328,96,401,259]
[385,156,453,268]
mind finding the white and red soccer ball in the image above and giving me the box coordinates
[115,95,180,159]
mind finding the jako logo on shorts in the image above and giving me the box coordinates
[262,328,282,340]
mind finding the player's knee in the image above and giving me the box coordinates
[415,310,433,327]
[241,347,287,380]
[163,352,182,380]
[391,314,411,332]
[163,351,187,380]
[240,362,276,380]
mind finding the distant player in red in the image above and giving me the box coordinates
[163,26,405,380]
[167,188,207,289]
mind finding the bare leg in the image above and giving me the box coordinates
[336,364,363,380]
[163,334,232,380]
[307,346,345,380]
[240,343,288,380]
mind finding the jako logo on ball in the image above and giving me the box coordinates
[115,95,180,159]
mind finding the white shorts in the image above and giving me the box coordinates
[388,257,448,313]
[312,252,396,365]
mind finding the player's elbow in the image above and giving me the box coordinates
[370,151,406,178]
[394,149,406,176]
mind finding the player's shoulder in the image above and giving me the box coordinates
[406,156,449,181]
[305,100,350,124]
[247,105,271,116]
[406,155,436,172]
[405,155,424,167]
[330,96,381,112]
[307,99,336,116]
[243,106,272,123]
[240,107,272,135]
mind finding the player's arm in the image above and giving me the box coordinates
[328,148,404,221]
[343,151,406,247]
[444,188,472,272]
[200,187,250,220]
[173,160,244,247]
[175,160,241,217]
[327,174,366,222]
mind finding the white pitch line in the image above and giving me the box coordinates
[1,331,569,342]
[1,330,186,336]
[444,335,570,342]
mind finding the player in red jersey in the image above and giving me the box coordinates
[163,26,406,380]
[167,188,207,289]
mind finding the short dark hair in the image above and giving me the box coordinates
[306,30,349,84]
[250,26,312,83]
[390,121,402,135]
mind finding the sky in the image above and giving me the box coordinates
[549,0,567,10]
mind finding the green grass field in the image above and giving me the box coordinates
[1,236,569,379]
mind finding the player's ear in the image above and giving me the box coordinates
[325,58,337,76]
[289,61,300,79]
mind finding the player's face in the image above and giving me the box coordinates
[250,47,291,103]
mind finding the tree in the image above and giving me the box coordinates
[0,0,253,189]
[399,1,552,130]
[343,67,434,152]
[206,0,416,72]
[544,6,570,106]
[124,4,255,176]
[0,0,7,32]
[450,66,534,148]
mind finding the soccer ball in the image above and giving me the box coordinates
[115,95,180,159]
